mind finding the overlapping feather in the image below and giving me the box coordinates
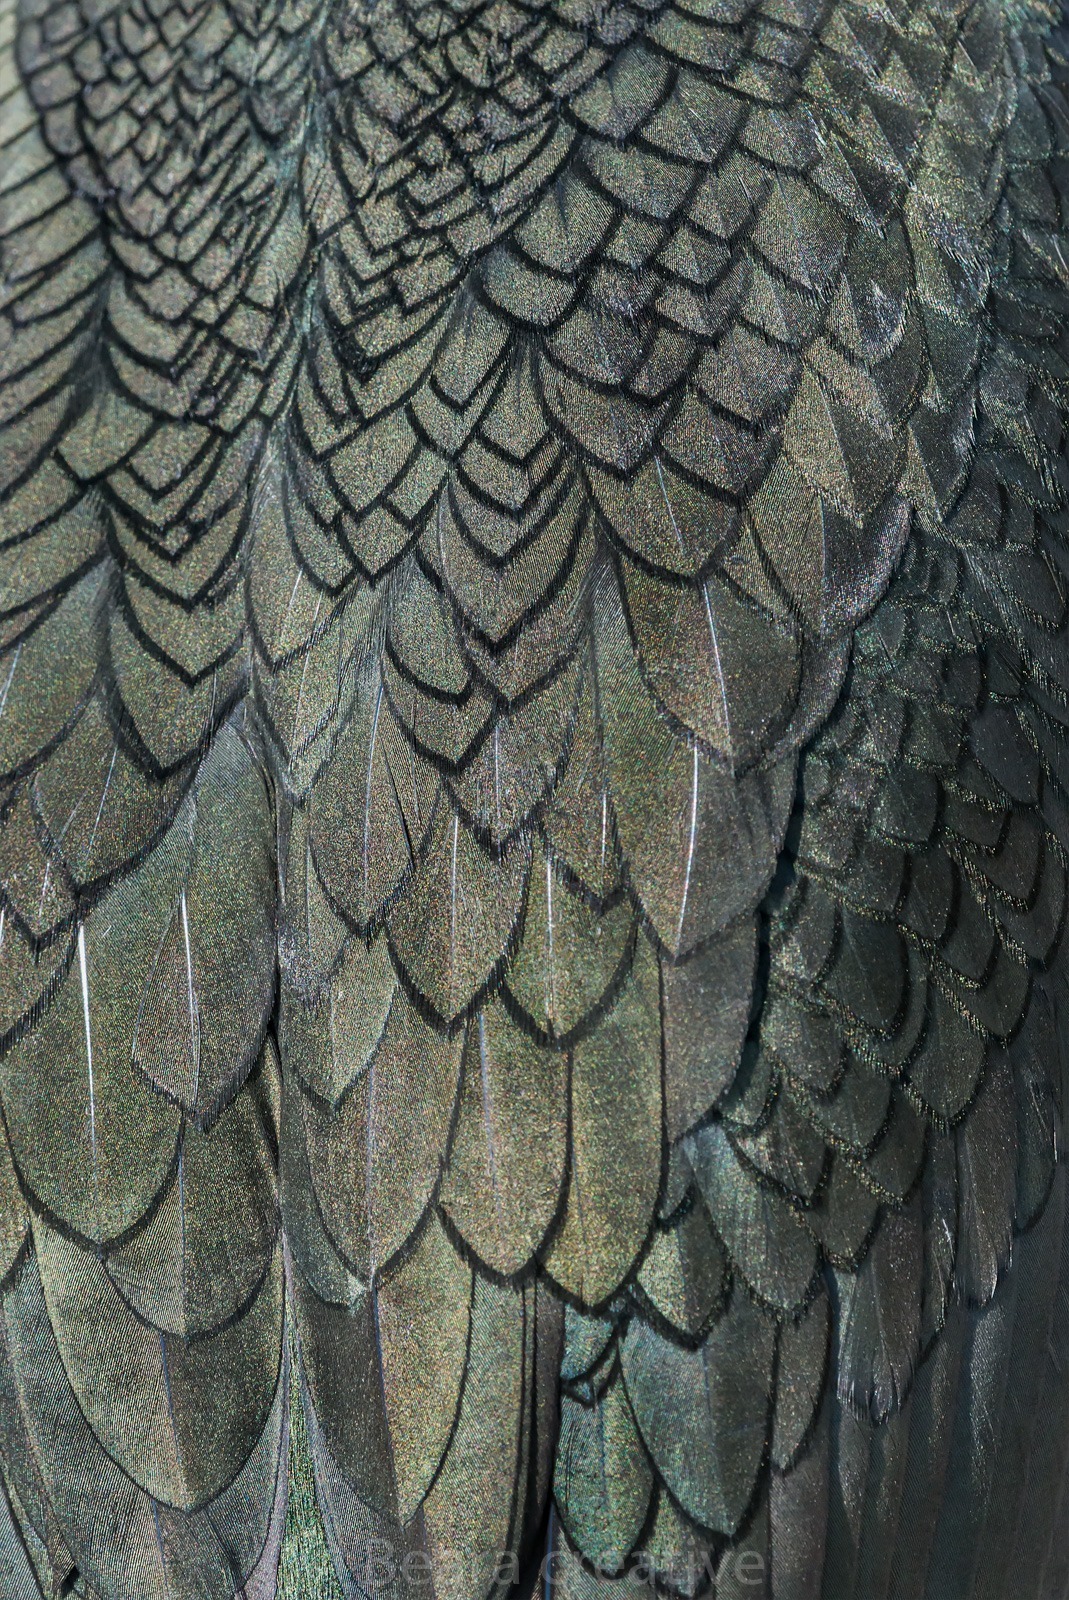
[0,0,1068,1591]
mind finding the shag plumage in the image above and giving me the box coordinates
[0,0,1067,1590]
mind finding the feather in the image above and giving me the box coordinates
[277,802,350,1001]
[276,1348,342,1600]
[291,1283,396,1522]
[374,1213,473,1523]
[1,1243,285,1598]
[954,1053,1017,1307]
[1000,1166,1069,1597]
[806,1155,881,1271]
[834,1197,923,1423]
[131,726,276,1123]
[0,786,75,948]
[440,999,568,1275]
[800,1054,892,1156]
[822,1399,873,1600]
[718,1493,773,1600]
[417,1277,559,1599]
[924,1286,1021,1599]
[0,573,101,785]
[919,1129,959,1349]
[449,663,583,847]
[560,1305,617,1395]
[687,1121,818,1316]
[282,931,396,1109]
[772,1287,830,1471]
[298,988,464,1278]
[279,1074,362,1312]
[1012,974,1063,1228]
[542,1527,653,1599]
[905,989,985,1126]
[849,1408,912,1600]
[857,1090,926,1206]
[544,937,663,1305]
[105,1062,279,1338]
[32,1208,284,1509]
[555,1375,654,1576]
[0,1464,45,1600]
[308,678,438,935]
[971,1165,1067,1600]
[0,1129,28,1289]
[620,560,804,768]
[31,695,190,891]
[770,1396,831,1600]
[505,840,635,1045]
[596,578,796,956]
[633,1195,728,1340]
[883,1314,967,1600]
[734,1088,829,1204]
[642,1491,714,1598]
[540,668,622,906]
[661,918,758,1140]
[1,915,182,1243]
[386,808,530,1025]
[620,1284,775,1535]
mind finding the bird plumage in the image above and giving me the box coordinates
[0,0,1067,1590]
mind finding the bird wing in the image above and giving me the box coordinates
[1,0,1068,1592]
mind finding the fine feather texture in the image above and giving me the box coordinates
[1,0,1069,1590]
